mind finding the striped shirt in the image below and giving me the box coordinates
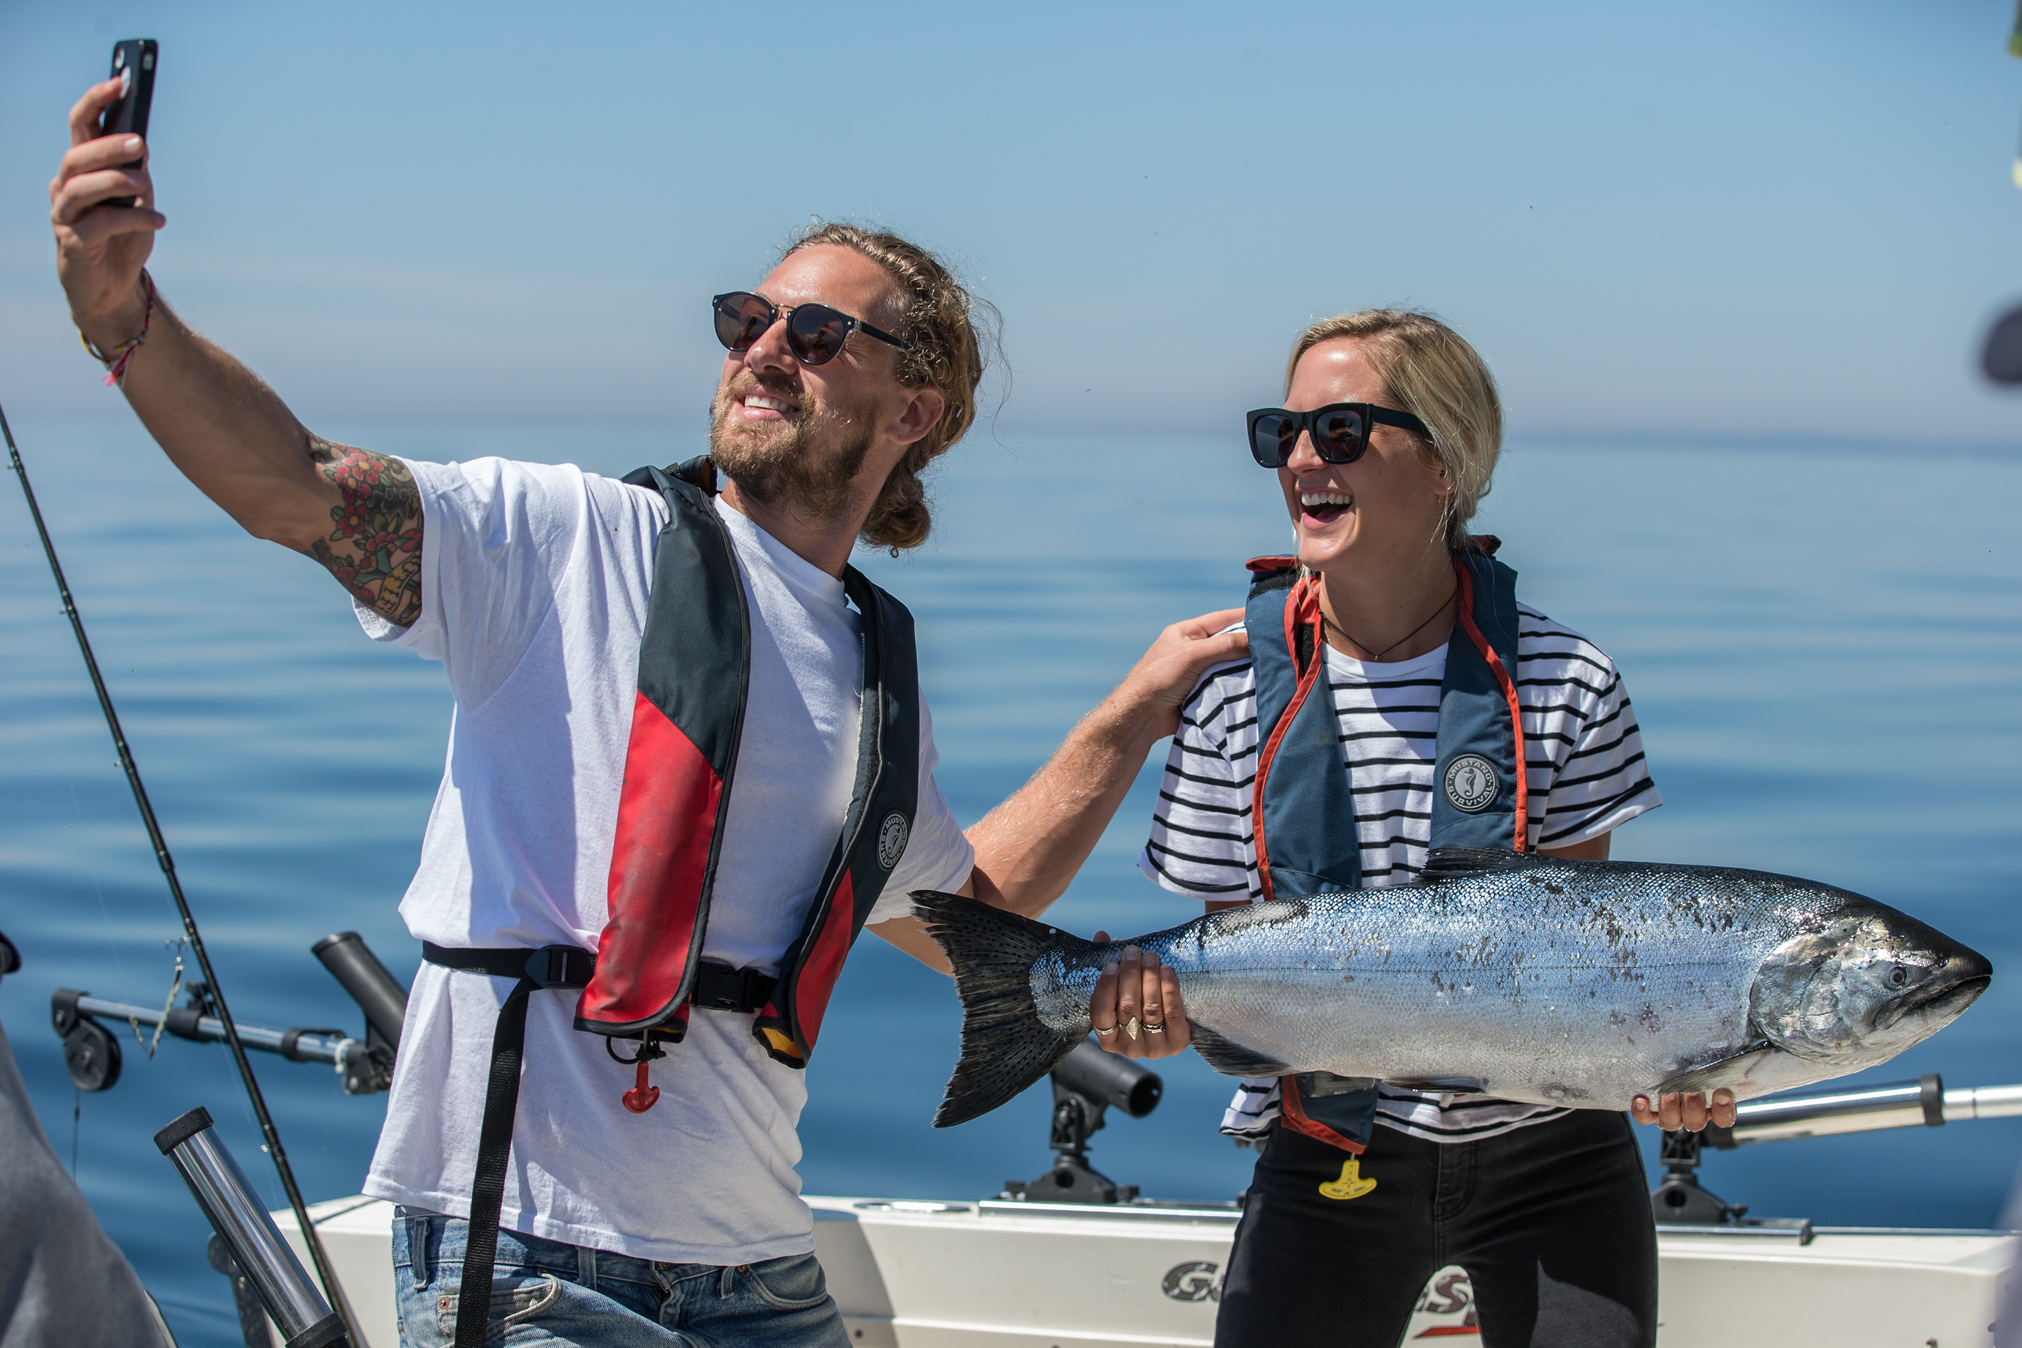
[1138,603,1661,1144]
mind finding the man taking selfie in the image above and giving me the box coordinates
[50,73,1240,1347]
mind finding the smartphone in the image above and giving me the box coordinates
[100,38,158,209]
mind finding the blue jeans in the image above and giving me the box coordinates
[392,1209,849,1347]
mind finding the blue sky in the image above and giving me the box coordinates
[4,1,2021,443]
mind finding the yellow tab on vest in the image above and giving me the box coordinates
[1318,1157,1376,1201]
[760,1027,803,1061]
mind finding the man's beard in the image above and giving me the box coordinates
[709,375,877,524]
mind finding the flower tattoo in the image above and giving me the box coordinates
[306,436,423,625]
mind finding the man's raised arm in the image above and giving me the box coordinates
[49,77,422,625]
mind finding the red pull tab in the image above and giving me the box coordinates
[621,1058,660,1113]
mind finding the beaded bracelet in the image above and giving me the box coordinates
[78,269,156,388]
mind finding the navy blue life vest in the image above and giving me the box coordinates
[1244,542,1528,1152]
[572,456,922,1069]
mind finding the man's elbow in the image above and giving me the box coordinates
[236,496,328,553]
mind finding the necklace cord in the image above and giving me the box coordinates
[1,401,365,1346]
[1320,581,1459,662]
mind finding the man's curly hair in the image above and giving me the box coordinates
[785,222,994,551]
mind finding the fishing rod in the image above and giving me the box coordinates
[0,401,365,1347]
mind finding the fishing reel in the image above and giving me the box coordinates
[1000,1038,1163,1205]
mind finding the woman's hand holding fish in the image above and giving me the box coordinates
[1088,936,1192,1060]
[1629,1090,1737,1132]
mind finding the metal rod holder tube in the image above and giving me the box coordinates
[1052,1038,1162,1117]
[1729,1075,1943,1145]
[312,932,407,1051]
[155,1108,347,1348]
[65,993,357,1066]
[1943,1083,2022,1121]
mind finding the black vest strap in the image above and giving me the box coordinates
[423,943,770,1346]
[422,942,598,988]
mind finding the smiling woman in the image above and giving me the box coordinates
[1271,310,1504,553]
[1091,308,1703,1348]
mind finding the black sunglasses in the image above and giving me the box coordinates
[713,291,910,367]
[1247,402,1431,468]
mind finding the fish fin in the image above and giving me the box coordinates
[1388,1077,1487,1093]
[1416,847,1543,880]
[1654,1043,1775,1097]
[1188,1023,1294,1078]
[913,890,1090,1128]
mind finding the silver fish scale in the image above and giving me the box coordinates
[1032,865,1830,1110]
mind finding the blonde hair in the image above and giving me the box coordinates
[1286,310,1502,547]
[784,222,997,552]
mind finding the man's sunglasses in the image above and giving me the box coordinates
[1247,402,1431,468]
[712,291,910,367]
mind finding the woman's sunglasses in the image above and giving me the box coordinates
[712,291,910,367]
[1247,402,1431,468]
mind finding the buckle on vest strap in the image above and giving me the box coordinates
[688,961,775,1013]
[524,946,596,989]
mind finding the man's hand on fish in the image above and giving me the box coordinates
[1629,1089,1736,1133]
[1087,935,1192,1060]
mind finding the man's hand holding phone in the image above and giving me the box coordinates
[51,73,165,353]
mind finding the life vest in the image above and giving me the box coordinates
[422,456,921,1348]
[1244,541,1527,1153]
[572,457,922,1070]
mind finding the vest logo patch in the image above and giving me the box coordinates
[876,812,910,871]
[1443,754,1499,813]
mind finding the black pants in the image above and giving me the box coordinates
[1216,1110,1656,1348]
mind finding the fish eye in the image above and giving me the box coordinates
[1888,965,1909,987]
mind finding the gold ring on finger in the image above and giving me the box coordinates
[1145,1021,1166,1034]
[1125,1016,1141,1041]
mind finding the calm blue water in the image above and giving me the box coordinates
[2,412,2018,1345]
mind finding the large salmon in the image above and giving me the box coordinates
[916,848,1991,1127]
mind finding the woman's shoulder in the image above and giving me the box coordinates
[1513,603,1622,682]
[1179,645,1258,728]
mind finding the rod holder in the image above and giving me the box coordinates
[312,932,406,1054]
[154,1107,348,1348]
[1717,1074,1946,1147]
[1004,1039,1163,1205]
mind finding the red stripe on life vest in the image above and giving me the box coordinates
[1451,560,1529,852]
[578,691,722,1028]
[1277,1074,1367,1155]
[792,870,855,1052]
[1251,576,1326,904]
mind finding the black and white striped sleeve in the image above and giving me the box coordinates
[1517,608,1662,849]
[1138,659,1262,900]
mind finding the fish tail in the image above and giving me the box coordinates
[914,889,1092,1128]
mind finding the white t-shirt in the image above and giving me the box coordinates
[1141,606,1660,1144]
[354,457,973,1264]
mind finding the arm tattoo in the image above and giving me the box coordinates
[305,435,424,626]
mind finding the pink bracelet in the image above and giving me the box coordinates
[78,269,155,387]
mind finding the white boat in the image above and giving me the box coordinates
[248,1067,2022,1348]
[265,1189,2016,1347]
